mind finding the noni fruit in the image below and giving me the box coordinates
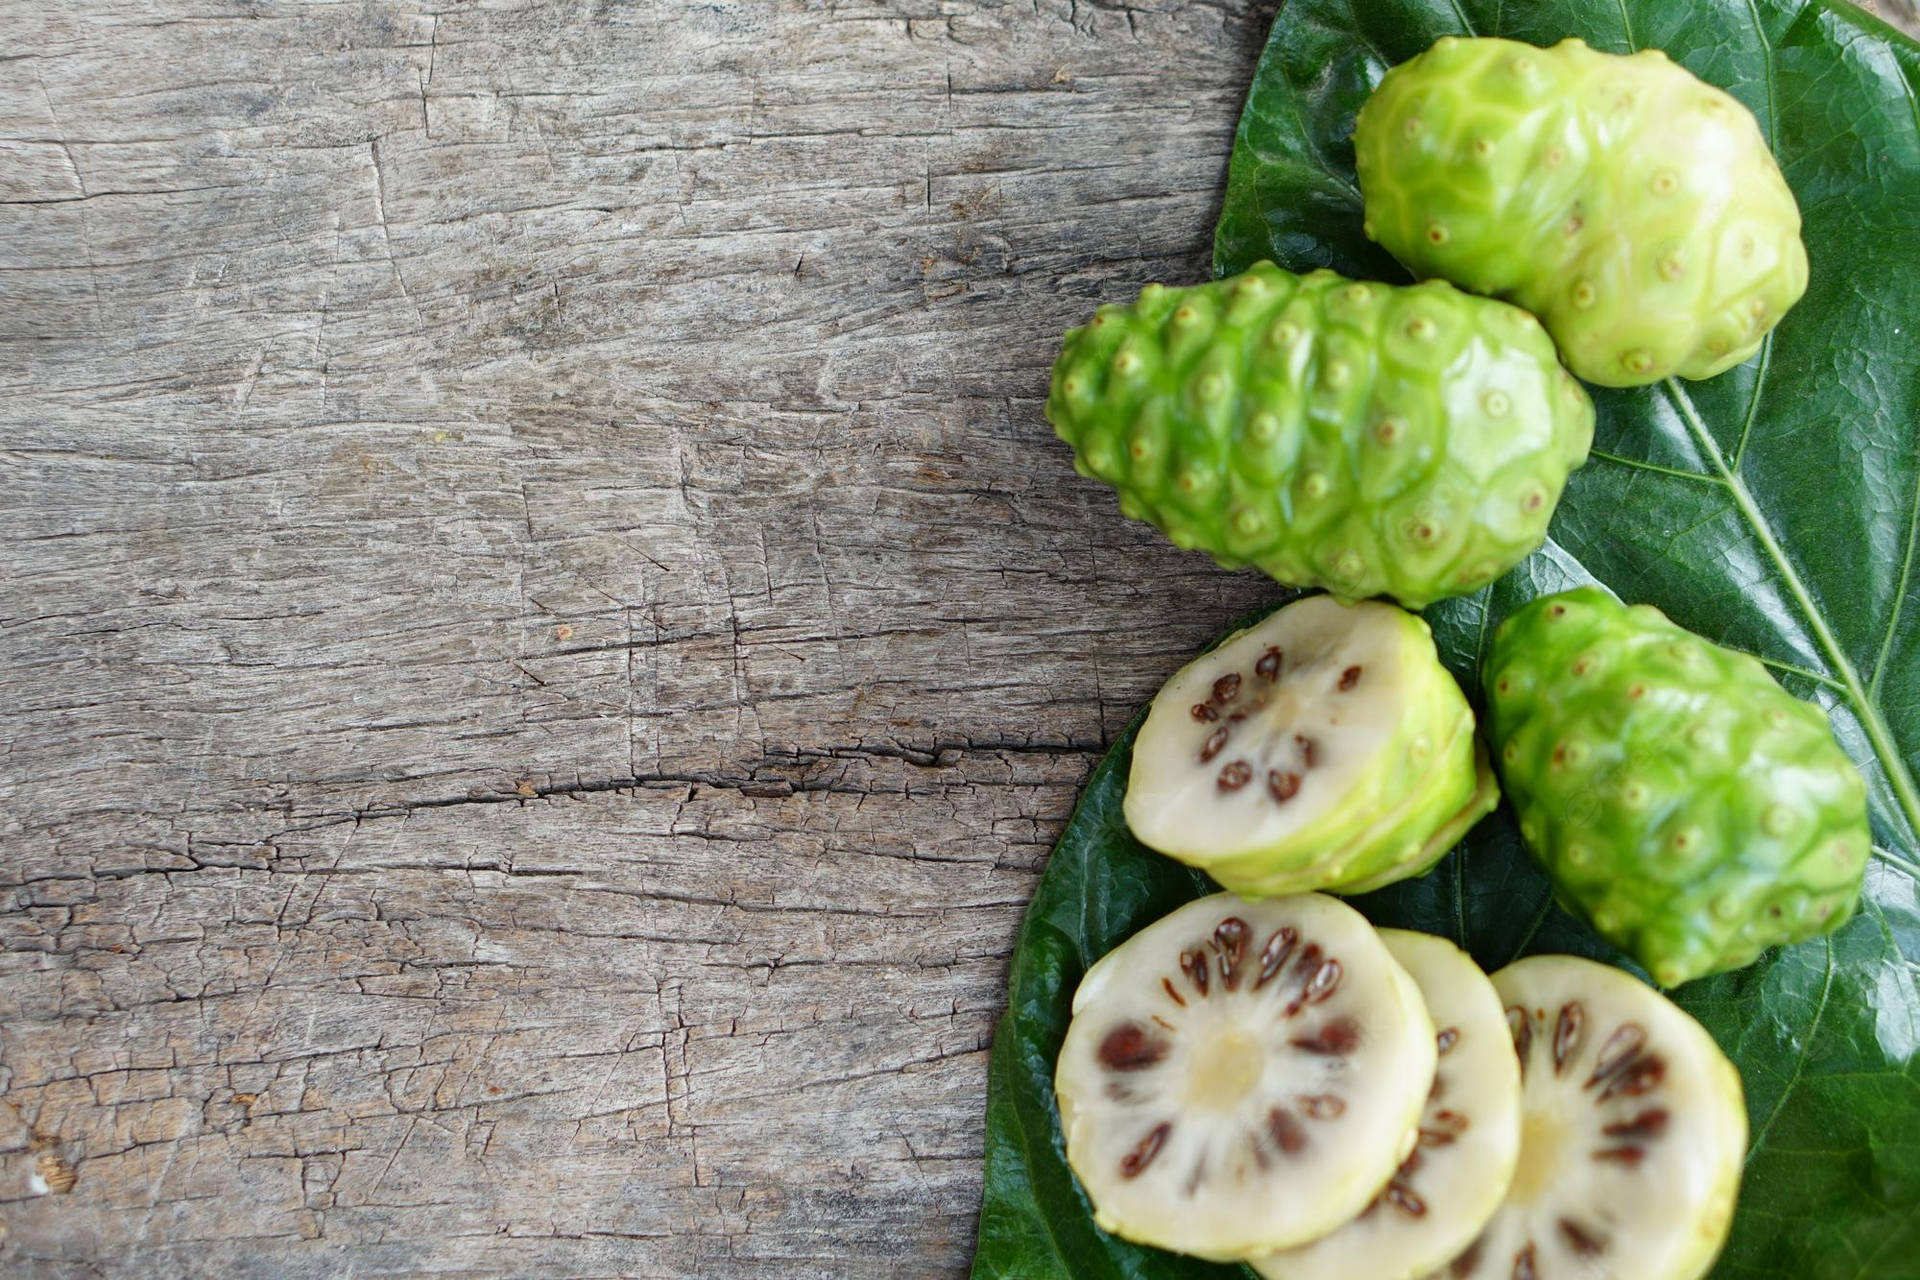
[1483,588,1871,986]
[1047,262,1594,609]
[1126,594,1494,899]
[1354,36,1808,388]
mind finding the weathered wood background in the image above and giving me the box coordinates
[2,2,1912,1276]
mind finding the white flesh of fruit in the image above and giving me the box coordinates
[1054,892,1438,1261]
[1429,955,1747,1280]
[1250,930,1521,1280]
[1124,596,1423,868]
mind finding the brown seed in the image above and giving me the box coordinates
[1255,927,1297,989]
[1120,1122,1171,1178]
[1303,959,1343,1005]
[1190,702,1219,723]
[1450,1237,1485,1277]
[1436,1026,1460,1055]
[1559,1218,1607,1256]
[1161,976,1186,1007]
[1292,1017,1361,1055]
[1513,1243,1538,1280]
[1218,761,1253,791]
[1294,942,1324,976]
[1268,770,1302,803]
[1181,949,1210,997]
[1248,1131,1269,1171]
[1212,673,1242,705]
[1385,1182,1428,1218]
[1601,1054,1666,1101]
[1586,1023,1648,1090]
[1212,917,1249,991]
[1507,1005,1534,1068]
[1602,1107,1670,1141]
[1554,1001,1585,1075]
[1184,1159,1207,1197]
[1268,1107,1308,1155]
[1199,727,1229,763]
[1255,647,1283,681]
[1338,665,1363,691]
[1295,734,1318,767]
[1592,1145,1646,1167]
[1299,1093,1346,1120]
[1099,1022,1170,1071]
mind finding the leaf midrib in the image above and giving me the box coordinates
[1662,379,1920,853]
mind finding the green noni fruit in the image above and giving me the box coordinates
[1047,262,1594,609]
[1483,588,1871,986]
[1354,36,1807,388]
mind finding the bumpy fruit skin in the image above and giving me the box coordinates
[1483,588,1871,986]
[1355,36,1807,388]
[1046,262,1594,609]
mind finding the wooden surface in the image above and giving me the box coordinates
[1,2,1912,1277]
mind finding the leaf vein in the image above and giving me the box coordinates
[1744,934,1836,1167]
[1663,378,1920,855]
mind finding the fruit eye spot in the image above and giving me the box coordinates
[1426,223,1450,245]
[1650,170,1678,196]
[1572,281,1597,308]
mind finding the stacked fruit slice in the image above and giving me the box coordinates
[1055,892,1748,1279]
[1123,594,1497,898]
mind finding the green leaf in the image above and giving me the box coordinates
[974,2,1920,1277]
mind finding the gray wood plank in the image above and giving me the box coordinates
[0,2,1281,1274]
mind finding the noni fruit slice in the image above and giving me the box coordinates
[1355,36,1807,388]
[1047,262,1594,608]
[1055,893,1437,1259]
[1483,588,1871,986]
[1433,955,1747,1280]
[1127,594,1490,898]
[1249,930,1521,1280]
[1330,740,1499,897]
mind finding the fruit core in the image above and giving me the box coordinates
[1507,1104,1571,1205]
[1186,1028,1266,1108]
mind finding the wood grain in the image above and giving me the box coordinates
[0,2,1283,1274]
[1,2,1910,1276]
